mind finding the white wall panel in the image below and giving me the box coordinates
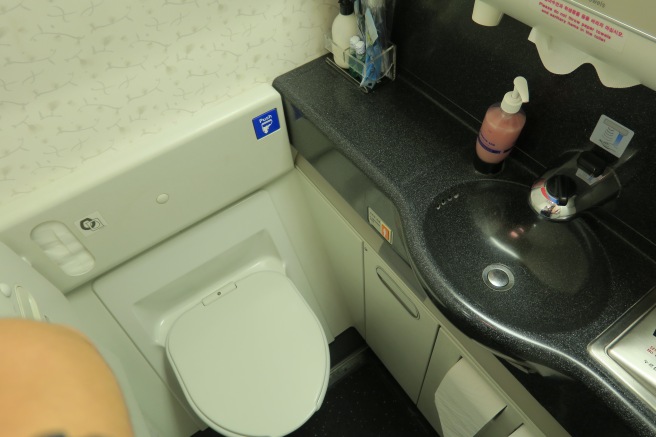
[0,0,336,204]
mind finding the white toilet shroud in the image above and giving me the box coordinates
[166,270,330,437]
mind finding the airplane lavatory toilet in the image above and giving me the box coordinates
[93,191,331,437]
[91,165,332,437]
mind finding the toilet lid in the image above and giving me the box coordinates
[166,271,329,437]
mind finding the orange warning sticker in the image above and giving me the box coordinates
[367,207,393,244]
[380,223,391,242]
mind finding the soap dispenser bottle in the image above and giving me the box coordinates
[474,76,529,174]
[331,0,359,69]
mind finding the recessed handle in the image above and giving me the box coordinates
[375,267,419,319]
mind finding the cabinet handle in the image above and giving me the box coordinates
[376,267,420,319]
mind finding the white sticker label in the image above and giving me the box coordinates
[75,211,108,236]
[534,0,626,51]
[367,207,393,244]
[589,114,634,158]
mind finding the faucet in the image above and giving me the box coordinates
[528,149,621,221]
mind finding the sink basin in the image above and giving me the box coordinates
[423,179,611,333]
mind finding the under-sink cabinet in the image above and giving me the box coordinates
[364,243,439,402]
[362,240,544,436]
[296,156,568,436]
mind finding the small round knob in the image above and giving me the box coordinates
[545,175,576,206]
[0,283,11,297]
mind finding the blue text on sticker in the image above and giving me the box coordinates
[252,108,281,140]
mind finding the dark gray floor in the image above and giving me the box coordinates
[192,328,438,437]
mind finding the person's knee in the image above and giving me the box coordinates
[0,318,134,437]
[0,318,91,350]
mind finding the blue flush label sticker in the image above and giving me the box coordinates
[252,108,280,140]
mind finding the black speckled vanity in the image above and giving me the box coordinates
[272,2,656,432]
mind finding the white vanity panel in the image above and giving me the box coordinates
[298,168,366,336]
[364,243,439,402]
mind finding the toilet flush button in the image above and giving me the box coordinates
[156,194,169,204]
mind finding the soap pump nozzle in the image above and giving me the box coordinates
[501,76,529,114]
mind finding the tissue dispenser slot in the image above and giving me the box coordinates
[471,0,656,92]
[435,358,510,437]
[589,286,656,413]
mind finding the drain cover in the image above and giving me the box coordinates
[482,264,514,291]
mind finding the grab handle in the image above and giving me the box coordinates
[376,267,419,319]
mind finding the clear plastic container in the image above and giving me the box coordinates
[325,34,396,91]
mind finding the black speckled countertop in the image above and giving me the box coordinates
[273,56,656,436]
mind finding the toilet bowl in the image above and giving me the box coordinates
[167,270,329,437]
[93,191,334,436]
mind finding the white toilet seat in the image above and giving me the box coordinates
[166,271,330,437]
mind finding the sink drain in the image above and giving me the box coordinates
[482,264,515,291]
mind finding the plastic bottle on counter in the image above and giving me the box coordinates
[350,40,366,79]
[331,0,359,69]
[474,76,529,174]
[348,35,361,77]
[349,35,361,58]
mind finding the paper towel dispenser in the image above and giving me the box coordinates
[472,0,656,91]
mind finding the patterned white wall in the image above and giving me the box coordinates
[0,0,336,205]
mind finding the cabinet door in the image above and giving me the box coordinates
[299,169,365,335]
[364,244,439,402]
